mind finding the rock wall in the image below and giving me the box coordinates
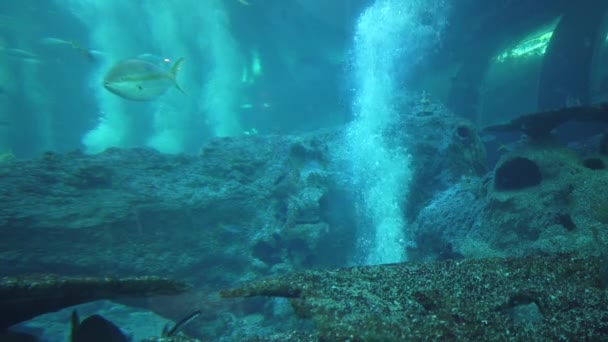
[412,140,608,260]
[392,95,488,219]
[0,132,360,281]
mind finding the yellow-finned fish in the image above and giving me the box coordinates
[103,57,185,101]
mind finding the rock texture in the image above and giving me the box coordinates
[222,254,608,341]
[0,105,485,281]
[0,133,352,281]
[5,111,606,340]
[0,132,357,338]
[412,141,608,259]
[393,94,488,218]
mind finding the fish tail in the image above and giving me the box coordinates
[165,310,202,337]
[170,57,186,96]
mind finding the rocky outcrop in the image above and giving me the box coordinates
[1,132,354,337]
[393,95,488,218]
[0,133,354,281]
[412,141,608,259]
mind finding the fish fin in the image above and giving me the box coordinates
[175,82,187,96]
[70,310,80,342]
[166,310,202,336]
[170,57,185,78]
[162,323,172,337]
[170,57,186,96]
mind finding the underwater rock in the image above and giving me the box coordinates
[410,177,485,261]
[65,165,114,189]
[392,95,487,219]
[0,132,348,277]
[221,254,608,340]
[414,143,608,260]
[0,274,190,329]
[0,131,355,338]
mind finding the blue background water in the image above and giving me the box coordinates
[0,0,371,157]
[3,0,608,340]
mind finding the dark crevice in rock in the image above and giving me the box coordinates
[456,125,472,141]
[556,213,577,231]
[583,157,605,170]
[494,157,542,190]
[251,240,282,265]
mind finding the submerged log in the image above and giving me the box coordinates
[222,254,608,340]
[0,274,190,329]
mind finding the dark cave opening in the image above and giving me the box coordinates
[494,157,542,190]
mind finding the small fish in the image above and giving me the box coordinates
[70,311,129,342]
[103,57,185,101]
[40,37,72,46]
[41,37,102,63]
[0,47,38,59]
[0,46,43,65]
[20,58,43,65]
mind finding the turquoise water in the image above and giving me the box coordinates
[0,0,356,157]
[3,0,608,340]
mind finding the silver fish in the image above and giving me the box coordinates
[103,57,185,101]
